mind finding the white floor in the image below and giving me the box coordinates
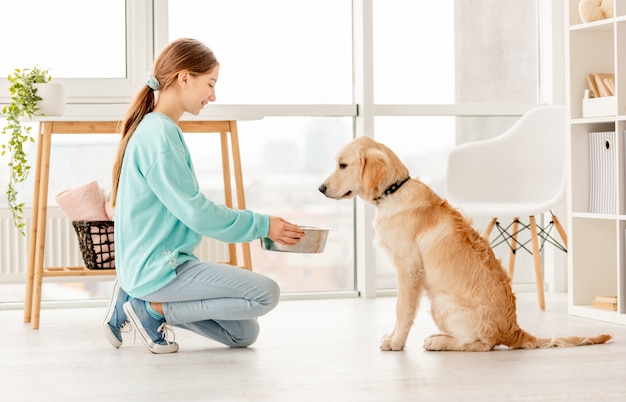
[2,292,626,402]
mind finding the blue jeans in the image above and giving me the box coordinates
[140,260,280,348]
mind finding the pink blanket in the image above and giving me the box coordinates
[55,181,114,221]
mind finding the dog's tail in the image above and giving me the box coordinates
[511,329,612,349]
[536,334,612,348]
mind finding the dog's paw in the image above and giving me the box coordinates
[423,334,447,351]
[379,336,405,351]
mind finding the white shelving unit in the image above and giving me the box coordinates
[566,0,626,324]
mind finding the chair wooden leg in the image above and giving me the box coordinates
[529,216,545,311]
[483,218,497,241]
[507,218,520,278]
[551,213,568,249]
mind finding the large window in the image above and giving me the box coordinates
[0,0,126,79]
[373,0,455,104]
[0,1,548,303]
[167,0,353,104]
[165,0,356,293]
[0,0,149,102]
[371,0,539,289]
[186,118,355,293]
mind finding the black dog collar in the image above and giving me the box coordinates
[375,177,410,203]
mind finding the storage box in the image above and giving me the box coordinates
[588,131,616,213]
[582,96,616,118]
[72,220,115,270]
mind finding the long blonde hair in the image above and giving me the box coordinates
[110,38,219,206]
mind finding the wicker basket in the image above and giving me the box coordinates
[72,220,115,270]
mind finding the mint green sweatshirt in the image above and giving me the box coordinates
[114,112,270,298]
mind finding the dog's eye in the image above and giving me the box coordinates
[339,163,347,169]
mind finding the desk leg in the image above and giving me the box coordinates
[23,123,47,323]
[30,128,52,329]
[219,131,239,267]
[229,124,252,270]
[219,132,234,209]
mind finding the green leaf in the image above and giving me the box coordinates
[1,64,52,234]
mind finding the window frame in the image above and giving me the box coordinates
[0,0,562,300]
[0,0,152,106]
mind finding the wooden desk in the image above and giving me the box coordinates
[24,119,253,329]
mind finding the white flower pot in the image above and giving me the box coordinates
[33,82,66,116]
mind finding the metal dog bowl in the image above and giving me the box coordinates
[260,226,330,253]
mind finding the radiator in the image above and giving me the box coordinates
[0,207,229,284]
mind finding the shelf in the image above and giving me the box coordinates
[571,116,624,124]
[570,19,614,32]
[570,16,626,32]
[568,305,626,325]
[42,266,116,277]
[571,213,626,221]
[567,1,626,326]
[572,212,620,220]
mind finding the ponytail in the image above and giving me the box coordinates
[110,86,155,206]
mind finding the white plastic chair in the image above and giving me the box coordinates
[445,105,568,310]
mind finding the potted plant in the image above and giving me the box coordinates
[1,66,65,234]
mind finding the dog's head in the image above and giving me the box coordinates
[318,136,410,204]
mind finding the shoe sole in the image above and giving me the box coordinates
[123,301,179,354]
[102,280,122,348]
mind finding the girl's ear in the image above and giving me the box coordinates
[177,70,190,86]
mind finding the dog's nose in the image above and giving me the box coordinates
[318,184,327,194]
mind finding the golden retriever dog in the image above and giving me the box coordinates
[319,136,611,351]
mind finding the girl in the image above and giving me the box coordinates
[103,38,304,354]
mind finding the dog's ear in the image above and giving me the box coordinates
[361,148,388,200]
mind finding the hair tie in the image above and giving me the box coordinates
[146,76,160,91]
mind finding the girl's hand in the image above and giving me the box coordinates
[268,216,305,246]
